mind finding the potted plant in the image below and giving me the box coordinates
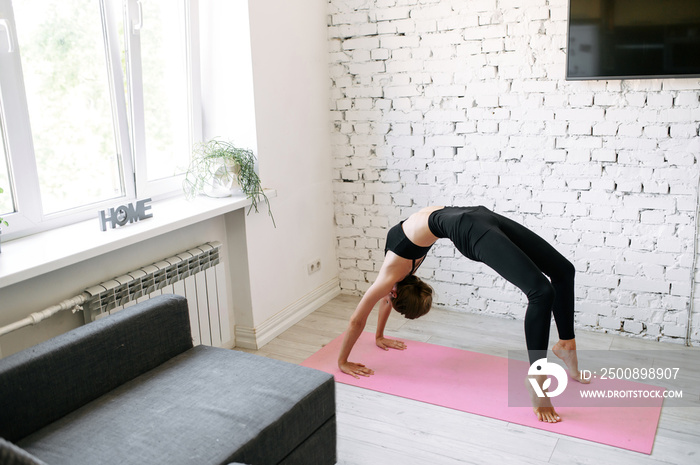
[183,140,275,226]
[0,187,8,253]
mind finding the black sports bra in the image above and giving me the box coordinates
[385,221,433,274]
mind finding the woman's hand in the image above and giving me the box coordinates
[376,336,407,351]
[339,361,375,379]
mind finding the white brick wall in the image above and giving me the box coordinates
[329,0,700,345]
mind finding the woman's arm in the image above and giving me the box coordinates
[375,295,392,340]
[337,267,401,378]
[337,283,385,378]
[375,294,407,351]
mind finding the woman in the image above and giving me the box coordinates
[337,206,588,423]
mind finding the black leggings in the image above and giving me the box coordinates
[469,212,576,364]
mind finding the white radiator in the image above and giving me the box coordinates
[82,242,231,348]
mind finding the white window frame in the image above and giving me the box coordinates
[0,0,201,241]
[125,0,202,196]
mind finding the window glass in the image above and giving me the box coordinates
[140,0,190,181]
[0,0,199,238]
[14,0,124,214]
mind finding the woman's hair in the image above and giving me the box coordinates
[390,275,433,320]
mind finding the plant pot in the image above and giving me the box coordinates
[202,159,244,198]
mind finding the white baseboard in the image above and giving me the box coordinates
[235,277,341,350]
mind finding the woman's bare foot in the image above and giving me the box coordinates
[552,339,590,384]
[525,375,561,423]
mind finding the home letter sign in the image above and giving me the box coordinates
[98,198,153,231]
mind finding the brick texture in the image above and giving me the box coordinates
[329,0,700,344]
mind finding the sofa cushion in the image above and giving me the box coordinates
[19,346,335,465]
[0,438,48,465]
[0,295,193,442]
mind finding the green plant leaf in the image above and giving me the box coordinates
[183,140,275,227]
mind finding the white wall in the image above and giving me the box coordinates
[201,0,339,341]
[329,0,700,344]
[176,0,340,346]
[244,0,338,332]
[200,1,258,152]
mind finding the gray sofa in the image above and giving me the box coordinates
[0,294,336,465]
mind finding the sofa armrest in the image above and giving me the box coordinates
[0,294,193,441]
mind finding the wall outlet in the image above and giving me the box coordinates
[307,259,321,274]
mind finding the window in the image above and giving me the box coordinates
[0,0,201,239]
[14,0,125,215]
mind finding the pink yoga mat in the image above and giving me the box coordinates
[302,332,664,454]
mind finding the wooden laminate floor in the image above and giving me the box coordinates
[235,294,700,465]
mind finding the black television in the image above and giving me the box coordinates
[567,0,700,80]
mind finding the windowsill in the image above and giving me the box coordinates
[0,192,274,289]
